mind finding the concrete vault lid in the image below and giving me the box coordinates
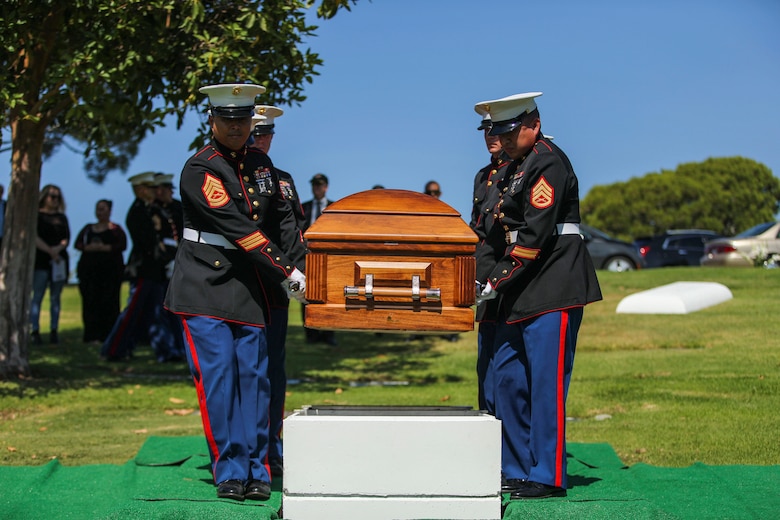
[616,281,733,314]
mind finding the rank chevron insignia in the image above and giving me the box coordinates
[531,176,554,209]
[202,174,229,208]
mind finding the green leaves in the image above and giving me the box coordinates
[582,157,780,239]
[2,0,357,180]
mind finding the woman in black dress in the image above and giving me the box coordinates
[74,199,127,343]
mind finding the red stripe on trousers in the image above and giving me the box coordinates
[105,278,144,357]
[555,310,569,488]
[181,318,221,483]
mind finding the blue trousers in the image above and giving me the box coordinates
[30,269,66,332]
[266,306,288,463]
[181,316,271,485]
[493,308,583,489]
[100,278,178,361]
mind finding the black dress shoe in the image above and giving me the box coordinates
[510,480,566,499]
[501,478,527,493]
[244,479,271,501]
[216,479,245,501]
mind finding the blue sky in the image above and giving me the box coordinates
[2,0,779,264]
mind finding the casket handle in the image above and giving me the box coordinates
[344,274,441,301]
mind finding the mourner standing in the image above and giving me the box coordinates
[301,173,336,345]
[471,108,511,414]
[164,84,305,501]
[75,199,127,343]
[474,92,602,499]
[424,180,442,198]
[31,185,70,345]
[249,104,307,477]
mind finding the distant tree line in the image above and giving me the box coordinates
[581,157,780,241]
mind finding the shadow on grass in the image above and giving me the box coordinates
[3,322,456,398]
[1,328,192,399]
[284,326,458,392]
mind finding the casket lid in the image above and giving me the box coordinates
[305,189,477,244]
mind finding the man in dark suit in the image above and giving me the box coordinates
[301,173,336,345]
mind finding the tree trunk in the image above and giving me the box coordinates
[0,117,45,378]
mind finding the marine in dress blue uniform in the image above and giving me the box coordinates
[474,92,602,499]
[470,109,511,415]
[151,173,185,361]
[163,84,306,502]
[101,172,171,361]
[250,105,307,476]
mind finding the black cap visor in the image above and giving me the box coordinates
[211,105,254,119]
[488,116,524,136]
[253,124,275,136]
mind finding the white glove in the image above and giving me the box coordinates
[282,268,307,303]
[476,282,497,306]
[165,260,175,280]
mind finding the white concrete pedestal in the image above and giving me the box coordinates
[282,406,502,520]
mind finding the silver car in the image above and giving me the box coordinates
[701,221,780,267]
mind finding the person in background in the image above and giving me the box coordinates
[164,84,306,502]
[301,173,336,346]
[422,180,459,342]
[0,183,6,250]
[154,173,183,237]
[471,108,511,414]
[152,173,185,361]
[474,92,602,499]
[424,180,442,198]
[31,184,70,345]
[101,172,173,362]
[74,199,127,344]
[249,104,307,477]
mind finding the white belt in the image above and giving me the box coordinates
[557,223,580,235]
[506,223,581,244]
[183,227,236,249]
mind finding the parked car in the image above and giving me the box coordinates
[580,224,644,271]
[701,221,780,267]
[634,230,721,268]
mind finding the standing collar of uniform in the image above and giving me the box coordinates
[211,139,247,161]
[493,151,511,167]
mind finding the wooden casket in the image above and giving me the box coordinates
[304,190,478,333]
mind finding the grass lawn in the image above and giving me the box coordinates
[1,267,778,468]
